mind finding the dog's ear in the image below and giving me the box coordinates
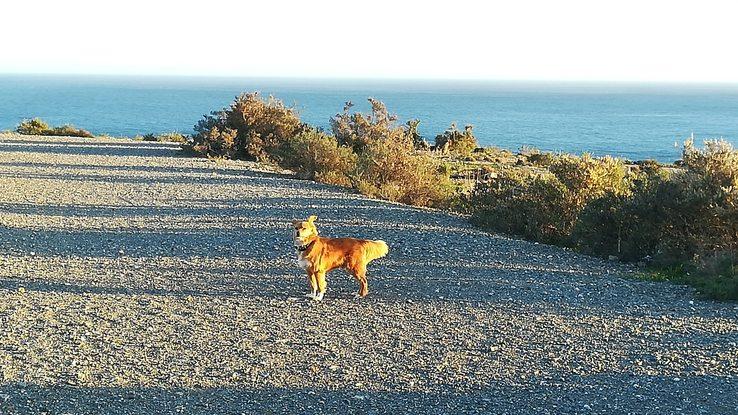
[307,215,318,223]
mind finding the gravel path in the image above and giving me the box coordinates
[0,133,737,414]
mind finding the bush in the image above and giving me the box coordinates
[406,119,430,150]
[434,123,478,155]
[140,132,189,143]
[571,139,737,300]
[468,169,571,244]
[192,126,239,159]
[574,140,737,266]
[283,128,356,187]
[520,147,556,167]
[355,136,453,207]
[467,153,631,245]
[192,92,302,161]
[331,99,409,152]
[16,118,50,135]
[191,94,454,208]
[47,125,94,138]
[16,118,93,137]
[329,98,453,207]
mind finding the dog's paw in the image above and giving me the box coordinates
[305,292,316,299]
[315,292,324,301]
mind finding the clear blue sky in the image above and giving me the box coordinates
[2,0,737,82]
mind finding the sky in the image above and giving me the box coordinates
[1,0,737,82]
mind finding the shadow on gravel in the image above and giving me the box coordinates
[0,161,291,180]
[1,377,735,415]
[0,138,182,148]
[0,170,293,187]
[0,141,184,158]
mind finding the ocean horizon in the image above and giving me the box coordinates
[2,74,737,162]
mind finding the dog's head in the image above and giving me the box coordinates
[292,215,318,247]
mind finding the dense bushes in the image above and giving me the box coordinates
[191,92,302,161]
[468,154,630,245]
[467,140,738,299]
[16,118,94,138]
[354,134,453,207]
[283,128,356,187]
[191,93,452,208]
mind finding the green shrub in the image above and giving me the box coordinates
[355,136,453,207]
[331,99,409,152]
[574,140,737,266]
[434,123,478,155]
[16,118,50,135]
[468,169,571,244]
[16,118,93,137]
[283,128,356,187]
[192,92,302,161]
[571,139,737,299]
[467,153,631,245]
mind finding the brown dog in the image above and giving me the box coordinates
[292,215,388,301]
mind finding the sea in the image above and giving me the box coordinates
[1,74,737,162]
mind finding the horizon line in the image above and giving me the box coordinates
[3,71,738,86]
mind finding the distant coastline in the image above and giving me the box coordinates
[2,74,737,162]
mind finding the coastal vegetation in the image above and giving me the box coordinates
[16,117,93,138]
[139,132,188,143]
[465,140,737,300]
[189,92,737,300]
[190,93,452,207]
[12,94,736,300]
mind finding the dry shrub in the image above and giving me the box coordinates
[47,125,94,138]
[434,123,478,155]
[192,126,238,159]
[16,118,93,137]
[355,136,453,207]
[141,132,188,143]
[192,92,302,161]
[330,98,453,207]
[331,99,408,152]
[16,118,50,135]
[192,95,455,208]
[284,128,356,187]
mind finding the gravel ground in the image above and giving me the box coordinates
[0,133,737,414]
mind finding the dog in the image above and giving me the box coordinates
[292,215,388,301]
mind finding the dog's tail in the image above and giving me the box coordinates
[364,240,389,262]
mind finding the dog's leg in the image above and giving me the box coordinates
[315,271,327,301]
[305,272,318,299]
[350,265,369,298]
